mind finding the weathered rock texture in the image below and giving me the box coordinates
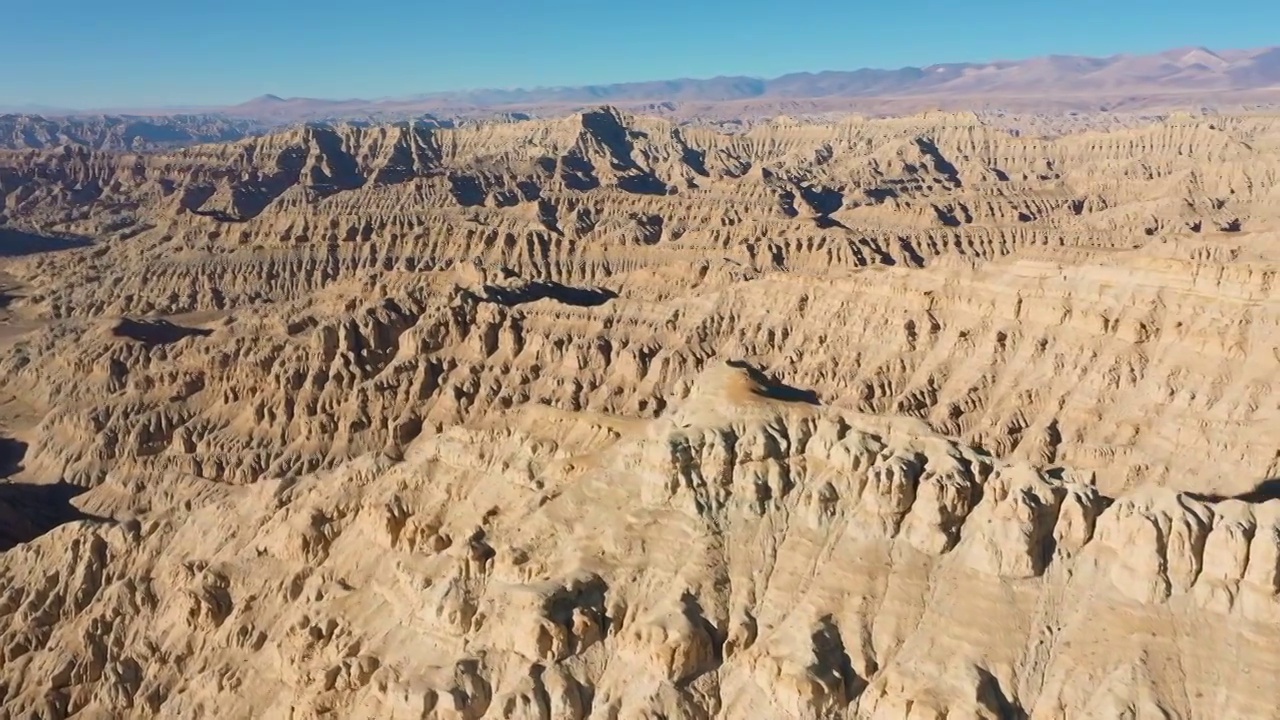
[0,108,1279,718]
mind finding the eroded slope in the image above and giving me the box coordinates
[3,365,1279,718]
[0,109,1279,719]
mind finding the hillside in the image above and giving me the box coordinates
[0,108,1279,718]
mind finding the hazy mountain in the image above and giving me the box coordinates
[7,44,1279,131]
[0,114,265,151]
[209,44,1280,121]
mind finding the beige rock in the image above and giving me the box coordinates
[1,109,1280,718]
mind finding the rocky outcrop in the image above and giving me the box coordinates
[2,109,1280,718]
[2,365,1278,718]
[0,111,1277,496]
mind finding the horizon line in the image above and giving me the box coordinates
[4,42,1276,115]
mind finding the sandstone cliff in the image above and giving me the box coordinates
[0,108,1279,718]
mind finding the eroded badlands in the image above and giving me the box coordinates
[1,109,1279,718]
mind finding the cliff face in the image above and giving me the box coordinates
[2,109,1278,493]
[1,109,1279,718]
[3,365,1280,718]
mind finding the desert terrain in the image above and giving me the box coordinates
[0,104,1279,718]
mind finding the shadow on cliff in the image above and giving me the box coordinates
[578,109,670,196]
[0,228,93,257]
[0,436,26,478]
[0,438,105,551]
[113,318,213,346]
[1187,478,1280,504]
[726,360,821,405]
[183,145,309,221]
[914,137,962,187]
[481,280,618,308]
[0,482,103,551]
[975,666,1028,720]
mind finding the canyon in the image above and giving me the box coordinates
[0,106,1278,718]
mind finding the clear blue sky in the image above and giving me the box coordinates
[5,0,1279,109]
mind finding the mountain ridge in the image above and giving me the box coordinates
[221,44,1280,111]
[6,44,1279,123]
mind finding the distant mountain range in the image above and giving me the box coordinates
[0,114,267,151]
[397,46,1280,102]
[4,45,1279,127]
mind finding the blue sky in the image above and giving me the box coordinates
[5,0,1279,109]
